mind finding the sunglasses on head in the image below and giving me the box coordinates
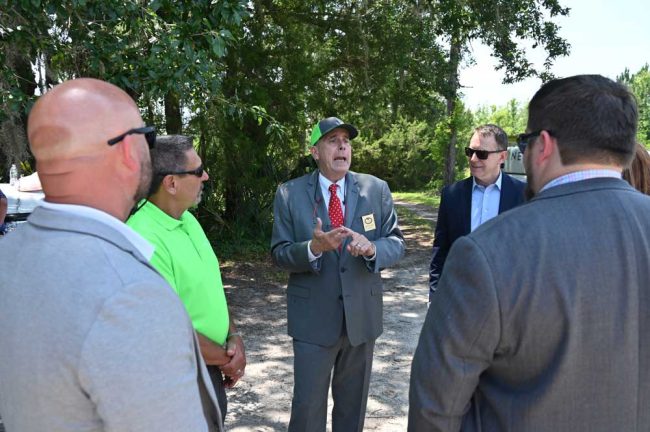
[107,126,156,149]
[464,147,503,160]
[161,164,204,177]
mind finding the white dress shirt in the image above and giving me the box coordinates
[308,174,346,261]
[318,173,346,215]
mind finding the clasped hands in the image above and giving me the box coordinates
[219,335,246,388]
[310,217,375,257]
[198,333,246,388]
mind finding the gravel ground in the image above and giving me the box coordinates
[223,201,436,431]
[0,200,435,432]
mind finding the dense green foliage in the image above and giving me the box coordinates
[618,64,650,147]
[0,0,248,163]
[12,1,650,255]
[425,0,570,184]
[473,99,527,139]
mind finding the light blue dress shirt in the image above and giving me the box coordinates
[471,171,503,232]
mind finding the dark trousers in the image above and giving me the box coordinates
[207,365,228,424]
[289,334,375,432]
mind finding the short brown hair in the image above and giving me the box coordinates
[527,75,638,166]
[474,124,509,151]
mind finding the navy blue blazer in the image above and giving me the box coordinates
[428,173,525,300]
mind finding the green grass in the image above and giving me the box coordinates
[396,205,432,228]
[392,190,440,229]
[392,191,441,208]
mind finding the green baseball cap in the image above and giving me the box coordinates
[310,117,358,146]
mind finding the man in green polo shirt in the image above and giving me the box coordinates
[128,135,245,421]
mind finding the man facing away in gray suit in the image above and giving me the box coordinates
[271,117,405,431]
[409,74,650,431]
[0,79,223,431]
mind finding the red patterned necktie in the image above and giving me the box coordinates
[328,183,344,228]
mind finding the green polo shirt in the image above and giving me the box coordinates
[127,201,229,345]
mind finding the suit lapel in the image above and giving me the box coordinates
[462,177,473,235]
[340,172,360,257]
[344,172,359,229]
[498,173,509,213]
[499,174,519,213]
[310,171,359,258]
[307,170,329,227]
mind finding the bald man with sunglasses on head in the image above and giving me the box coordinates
[127,135,246,424]
[0,80,224,431]
[428,124,525,302]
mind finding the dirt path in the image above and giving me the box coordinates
[222,201,437,431]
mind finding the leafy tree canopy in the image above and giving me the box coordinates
[618,64,650,147]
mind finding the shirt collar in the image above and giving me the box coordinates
[472,170,503,191]
[540,169,622,193]
[138,200,186,231]
[318,173,346,193]
[38,200,154,260]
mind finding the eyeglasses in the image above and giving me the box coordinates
[464,147,504,160]
[516,130,554,154]
[161,164,204,177]
[107,126,156,149]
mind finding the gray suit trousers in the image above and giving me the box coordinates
[289,335,375,432]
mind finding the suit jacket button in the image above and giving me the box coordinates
[338,295,343,300]
[340,267,346,273]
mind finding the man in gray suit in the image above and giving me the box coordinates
[409,74,650,431]
[272,117,405,431]
[0,79,223,431]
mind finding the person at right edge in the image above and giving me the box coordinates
[271,117,405,432]
[409,74,650,431]
[622,141,650,194]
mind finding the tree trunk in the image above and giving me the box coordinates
[443,33,462,186]
[164,91,182,134]
[1,48,37,166]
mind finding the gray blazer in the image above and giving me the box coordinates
[0,207,222,432]
[409,178,650,431]
[271,170,405,347]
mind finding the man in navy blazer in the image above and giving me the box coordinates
[428,124,525,301]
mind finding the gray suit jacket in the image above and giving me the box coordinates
[409,178,650,431]
[0,207,222,432]
[271,170,405,347]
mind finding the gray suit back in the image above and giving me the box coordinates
[410,178,650,431]
[0,207,221,432]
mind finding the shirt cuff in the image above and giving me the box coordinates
[363,247,376,262]
[307,240,322,262]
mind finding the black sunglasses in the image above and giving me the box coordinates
[161,164,204,177]
[107,126,156,149]
[465,147,504,160]
[516,130,554,154]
